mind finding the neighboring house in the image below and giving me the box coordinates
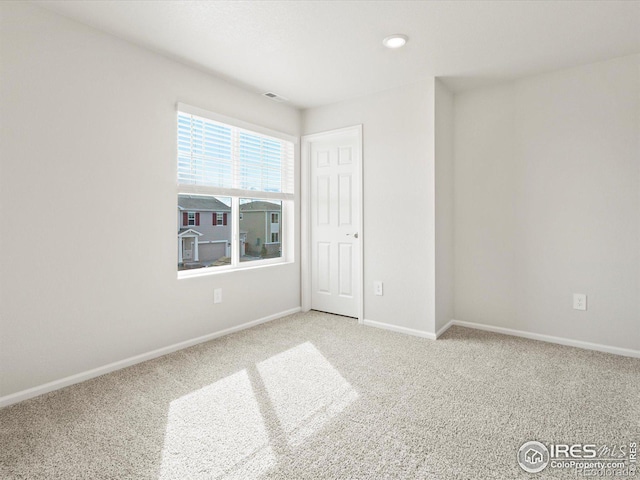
[178,195,231,266]
[240,200,282,257]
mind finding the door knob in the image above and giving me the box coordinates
[347,232,359,238]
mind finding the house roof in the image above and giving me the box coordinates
[240,201,281,212]
[178,195,230,212]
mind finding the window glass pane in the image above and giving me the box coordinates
[239,199,282,263]
[177,113,233,188]
[238,132,282,192]
[178,194,231,270]
[178,110,293,194]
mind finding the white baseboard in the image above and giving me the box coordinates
[449,319,640,359]
[363,319,436,340]
[0,307,301,409]
[436,319,454,339]
[364,316,639,359]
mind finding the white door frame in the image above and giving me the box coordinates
[301,125,364,324]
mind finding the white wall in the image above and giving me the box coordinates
[434,80,454,334]
[303,80,437,335]
[454,54,640,351]
[0,2,301,398]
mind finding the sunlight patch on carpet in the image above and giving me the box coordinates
[159,369,275,479]
[257,341,358,446]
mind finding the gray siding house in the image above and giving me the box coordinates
[240,201,282,258]
[178,195,231,268]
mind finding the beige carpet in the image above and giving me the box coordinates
[1,311,638,479]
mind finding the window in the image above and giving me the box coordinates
[177,103,295,274]
[213,212,227,226]
[267,211,281,245]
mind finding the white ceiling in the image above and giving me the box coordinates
[33,0,640,109]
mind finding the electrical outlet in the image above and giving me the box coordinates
[374,281,383,296]
[573,293,586,311]
[214,288,222,304]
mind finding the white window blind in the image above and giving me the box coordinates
[177,111,294,195]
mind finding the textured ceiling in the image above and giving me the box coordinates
[33,0,640,108]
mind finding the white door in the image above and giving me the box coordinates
[305,126,362,318]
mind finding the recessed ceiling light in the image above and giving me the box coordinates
[382,34,408,49]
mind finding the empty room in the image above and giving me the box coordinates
[1,1,638,478]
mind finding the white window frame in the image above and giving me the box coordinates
[215,212,224,226]
[177,103,297,278]
[187,212,196,226]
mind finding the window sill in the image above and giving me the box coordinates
[177,258,293,279]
